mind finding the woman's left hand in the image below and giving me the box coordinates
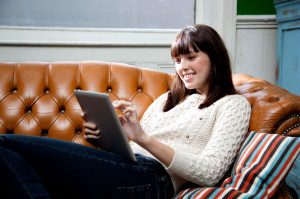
[113,100,149,145]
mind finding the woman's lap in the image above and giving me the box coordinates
[0,134,174,199]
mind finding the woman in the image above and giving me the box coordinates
[0,25,251,199]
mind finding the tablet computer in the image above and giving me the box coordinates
[74,90,137,162]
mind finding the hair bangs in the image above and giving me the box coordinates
[171,31,199,58]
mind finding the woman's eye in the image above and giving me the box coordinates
[188,56,195,60]
[174,58,181,63]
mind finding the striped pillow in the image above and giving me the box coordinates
[285,153,300,198]
[174,131,300,199]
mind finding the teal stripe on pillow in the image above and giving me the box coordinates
[285,153,300,198]
[234,132,269,174]
[232,133,298,198]
[231,134,282,193]
[174,132,300,199]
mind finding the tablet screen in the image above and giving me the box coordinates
[74,90,137,162]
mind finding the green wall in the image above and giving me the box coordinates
[237,0,276,15]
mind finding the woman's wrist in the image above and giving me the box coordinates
[136,132,152,148]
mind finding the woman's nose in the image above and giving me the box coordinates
[180,59,189,70]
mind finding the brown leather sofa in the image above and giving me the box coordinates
[0,61,299,198]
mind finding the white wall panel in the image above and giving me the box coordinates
[0,27,178,73]
[235,15,277,84]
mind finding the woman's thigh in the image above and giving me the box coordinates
[0,134,173,199]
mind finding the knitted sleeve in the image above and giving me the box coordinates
[166,95,251,187]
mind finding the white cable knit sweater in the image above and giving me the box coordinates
[130,92,251,193]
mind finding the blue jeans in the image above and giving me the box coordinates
[0,134,174,199]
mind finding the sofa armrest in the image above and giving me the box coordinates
[232,74,300,137]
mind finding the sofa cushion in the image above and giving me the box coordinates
[174,131,300,199]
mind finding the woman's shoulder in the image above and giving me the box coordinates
[145,92,169,111]
[221,94,248,101]
[153,92,169,104]
[215,94,250,108]
[213,94,251,120]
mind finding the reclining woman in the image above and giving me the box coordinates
[0,24,251,199]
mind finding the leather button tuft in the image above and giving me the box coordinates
[137,89,142,93]
[60,107,65,114]
[27,110,32,114]
[252,87,262,92]
[42,130,48,136]
[13,89,17,94]
[107,88,112,93]
[268,95,279,102]
[45,90,50,94]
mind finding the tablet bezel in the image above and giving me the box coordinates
[74,90,137,162]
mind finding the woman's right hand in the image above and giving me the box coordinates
[80,112,101,147]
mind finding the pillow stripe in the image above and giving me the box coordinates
[228,132,261,183]
[232,135,299,199]
[188,188,208,199]
[176,188,196,198]
[238,134,284,192]
[262,139,299,198]
[235,133,268,174]
[243,138,299,198]
[230,132,256,175]
[212,188,233,198]
[177,188,200,199]
[230,134,275,191]
[201,188,221,198]
[221,189,241,199]
[194,188,213,198]
[250,137,297,199]
[236,133,271,174]
[174,132,300,199]
[240,136,298,198]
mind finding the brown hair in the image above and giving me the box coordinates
[163,24,236,111]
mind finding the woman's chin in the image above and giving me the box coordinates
[184,84,195,90]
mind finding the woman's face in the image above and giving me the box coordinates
[174,50,211,95]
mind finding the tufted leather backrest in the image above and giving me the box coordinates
[0,61,299,148]
[0,61,173,147]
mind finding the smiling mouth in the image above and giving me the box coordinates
[184,73,195,80]
[185,74,194,78]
